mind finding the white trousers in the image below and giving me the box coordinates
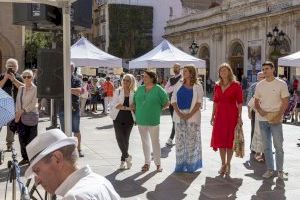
[80,97,88,115]
[104,96,112,113]
[138,125,161,165]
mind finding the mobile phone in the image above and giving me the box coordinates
[7,68,14,74]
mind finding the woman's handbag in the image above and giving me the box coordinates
[20,87,39,126]
[233,122,245,158]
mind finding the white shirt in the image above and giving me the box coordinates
[55,165,120,200]
[254,78,289,121]
[164,74,182,94]
[171,82,203,123]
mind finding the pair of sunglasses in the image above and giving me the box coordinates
[22,76,32,79]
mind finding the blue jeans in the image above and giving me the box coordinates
[259,121,284,171]
[59,110,80,134]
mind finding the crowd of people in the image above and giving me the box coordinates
[0,56,298,199]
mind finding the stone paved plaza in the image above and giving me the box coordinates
[1,98,300,200]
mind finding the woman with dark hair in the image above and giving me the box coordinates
[133,70,169,172]
[210,63,243,177]
[171,65,203,173]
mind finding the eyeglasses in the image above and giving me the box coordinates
[22,76,32,79]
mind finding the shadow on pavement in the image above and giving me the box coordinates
[106,170,157,198]
[161,146,172,158]
[147,172,200,200]
[199,175,243,199]
[251,178,286,200]
[96,124,114,130]
[243,153,267,180]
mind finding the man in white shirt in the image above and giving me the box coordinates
[25,129,120,200]
[254,61,289,180]
[164,64,182,146]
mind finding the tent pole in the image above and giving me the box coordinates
[62,2,72,136]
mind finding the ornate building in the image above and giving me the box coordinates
[165,0,300,82]
[0,3,24,73]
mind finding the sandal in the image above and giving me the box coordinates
[225,164,231,176]
[141,164,149,172]
[218,164,226,175]
[156,165,163,172]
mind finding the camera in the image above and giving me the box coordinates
[7,67,15,75]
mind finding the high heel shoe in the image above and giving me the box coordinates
[218,164,226,175]
[225,164,231,176]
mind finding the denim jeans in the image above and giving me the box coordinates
[259,121,284,171]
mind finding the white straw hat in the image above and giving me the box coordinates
[25,129,77,177]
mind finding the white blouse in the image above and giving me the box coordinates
[16,85,38,113]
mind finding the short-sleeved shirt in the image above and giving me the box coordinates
[254,78,290,121]
[103,81,114,97]
[59,75,82,112]
[0,73,23,101]
[134,84,169,126]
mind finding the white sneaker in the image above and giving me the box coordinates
[125,155,132,169]
[277,171,288,180]
[119,161,126,170]
[262,170,274,179]
[166,138,173,146]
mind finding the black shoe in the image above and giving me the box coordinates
[19,159,29,166]
[78,150,84,157]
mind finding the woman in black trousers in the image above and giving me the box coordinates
[109,74,136,169]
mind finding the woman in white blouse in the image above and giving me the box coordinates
[171,65,203,173]
[109,74,136,169]
[15,69,38,165]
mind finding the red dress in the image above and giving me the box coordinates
[211,82,243,151]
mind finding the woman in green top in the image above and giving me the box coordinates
[133,70,169,172]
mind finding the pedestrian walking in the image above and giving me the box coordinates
[58,63,84,157]
[133,70,169,172]
[254,61,289,180]
[103,77,114,114]
[171,65,203,173]
[210,63,243,177]
[110,74,136,170]
[15,69,38,165]
[164,63,182,146]
[25,129,120,199]
[0,58,23,151]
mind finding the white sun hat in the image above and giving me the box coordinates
[25,129,78,177]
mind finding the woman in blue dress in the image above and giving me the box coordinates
[171,64,203,173]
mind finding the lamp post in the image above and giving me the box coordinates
[266,26,286,76]
[189,40,199,56]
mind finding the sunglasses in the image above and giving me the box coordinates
[22,76,32,79]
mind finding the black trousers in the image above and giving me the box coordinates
[113,120,133,161]
[18,122,38,160]
[168,104,175,140]
[250,110,255,150]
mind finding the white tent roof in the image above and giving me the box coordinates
[129,39,206,69]
[71,37,122,68]
[278,51,300,67]
[0,0,77,7]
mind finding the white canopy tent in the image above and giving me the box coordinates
[129,39,206,69]
[278,51,300,67]
[0,0,76,136]
[71,37,122,68]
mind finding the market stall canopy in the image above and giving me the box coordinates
[71,37,122,68]
[278,51,300,67]
[129,39,206,69]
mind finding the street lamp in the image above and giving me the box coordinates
[266,26,286,76]
[189,40,199,56]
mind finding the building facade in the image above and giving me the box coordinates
[165,0,300,82]
[0,3,24,73]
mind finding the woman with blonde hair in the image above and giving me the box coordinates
[15,69,38,165]
[171,64,203,173]
[110,73,136,169]
[210,63,243,176]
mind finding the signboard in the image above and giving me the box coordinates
[247,40,262,83]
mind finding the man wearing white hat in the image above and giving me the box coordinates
[25,129,120,200]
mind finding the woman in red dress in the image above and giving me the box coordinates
[210,63,243,176]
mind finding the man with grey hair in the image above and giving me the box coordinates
[0,58,23,151]
[25,129,120,199]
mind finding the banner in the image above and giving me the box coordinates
[247,40,262,83]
